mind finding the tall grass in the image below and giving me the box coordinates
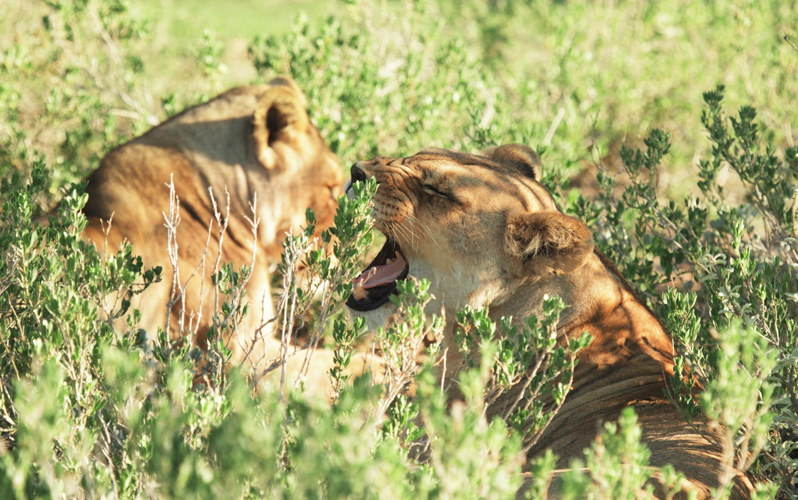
[0,0,795,498]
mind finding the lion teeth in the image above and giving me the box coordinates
[386,258,394,264]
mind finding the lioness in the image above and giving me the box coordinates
[345,145,755,499]
[82,77,341,370]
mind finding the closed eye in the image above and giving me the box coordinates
[421,184,451,199]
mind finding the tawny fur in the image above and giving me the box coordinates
[79,78,348,386]
[347,144,755,499]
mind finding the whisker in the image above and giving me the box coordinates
[401,217,421,252]
[386,222,403,248]
[405,213,441,249]
[393,218,417,252]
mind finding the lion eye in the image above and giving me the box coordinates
[422,184,450,199]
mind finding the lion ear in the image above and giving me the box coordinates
[484,144,541,181]
[506,211,594,275]
[253,79,310,170]
[265,75,307,100]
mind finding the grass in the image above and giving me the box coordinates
[138,0,332,88]
[1,2,797,496]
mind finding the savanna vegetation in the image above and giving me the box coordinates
[0,0,796,498]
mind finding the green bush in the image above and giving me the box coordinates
[570,88,797,498]
[1,0,796,498]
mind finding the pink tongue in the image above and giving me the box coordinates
[354,253,407,290]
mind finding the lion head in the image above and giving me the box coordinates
[345,144,593,327]
[81,77,342,365]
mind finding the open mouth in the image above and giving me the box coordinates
[346,238,409,312]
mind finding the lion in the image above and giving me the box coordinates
[344,144,755,499]
[81,77,346,382]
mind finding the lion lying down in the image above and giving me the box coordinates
[344,145,755,499]
[81,77,371,394]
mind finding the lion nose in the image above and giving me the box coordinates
[350,164,368,183]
